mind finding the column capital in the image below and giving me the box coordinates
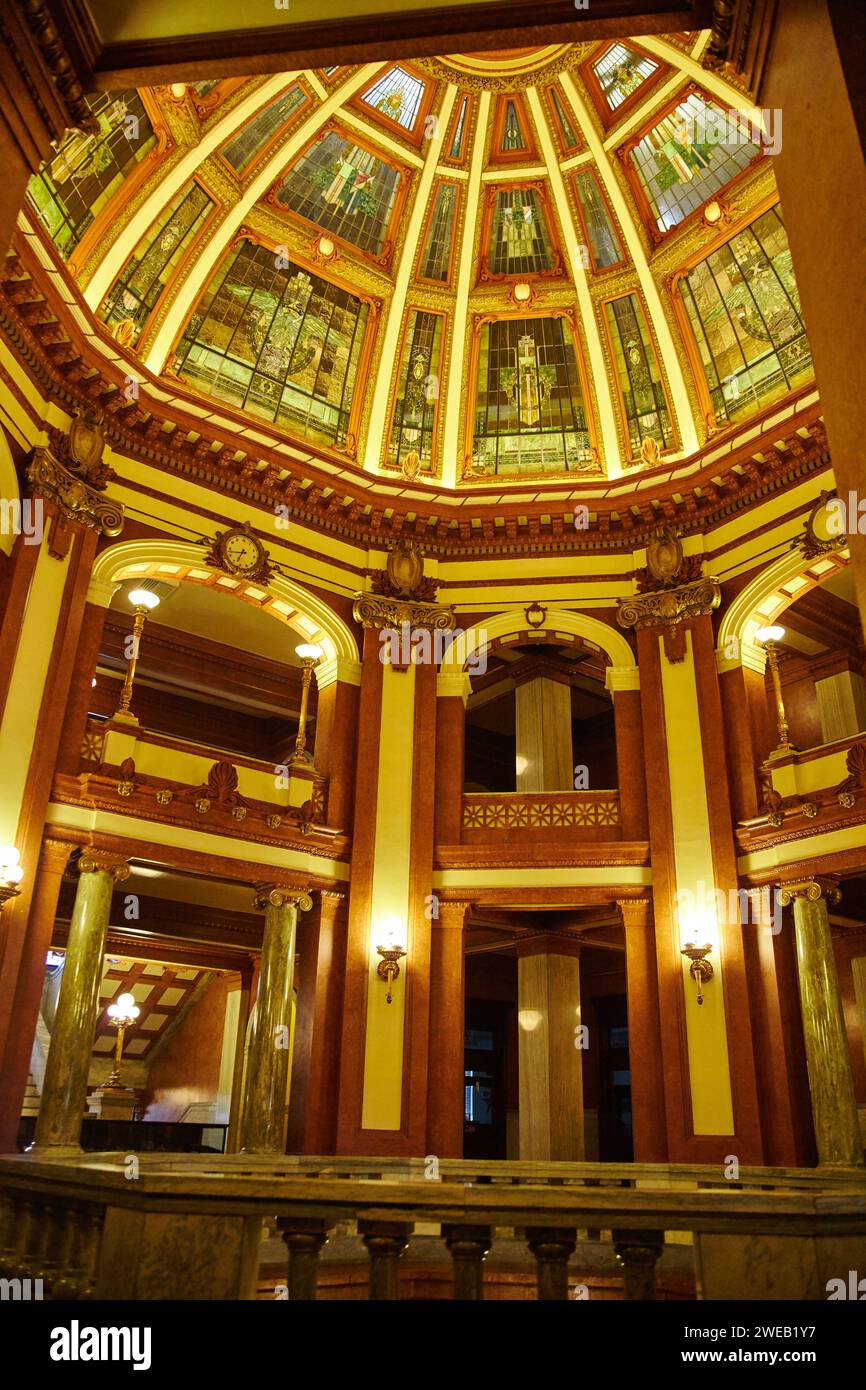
[77,850,129,882]
[617,897,651,925]
[315,655,361,690]
[605,665,640,693]
[435,900,471,927]
[253,884,313,912]
[777,878,841,908]
[437,670,472,703]
[39,838,74,875]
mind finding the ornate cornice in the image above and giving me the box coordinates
[27,446,124,539]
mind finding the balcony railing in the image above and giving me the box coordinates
[1,1154,864,1301]
[462,791,621,843]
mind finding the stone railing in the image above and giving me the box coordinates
[1,1154,864,1302]
[461,791,621,843]
[739,734,866,846]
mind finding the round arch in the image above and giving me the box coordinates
[717,545,850,673]
[439,606,638,685]
[89,538,360,684]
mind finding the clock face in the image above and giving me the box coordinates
[224,531,261,573]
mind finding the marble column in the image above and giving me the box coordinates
[514,668,573,792]
[517,935,584,1160]
[34,850,129,1151]
[778,879,864,1167]
[427,901,468,1157]
[241,886,311,1155]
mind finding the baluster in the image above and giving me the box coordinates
[443,1224,491,1300]
[358,1219,411,1300]
[612,1229,664,1300]
[526,1226,576,1300]
[277,1217,330,1300]
[77,1208,104,1300]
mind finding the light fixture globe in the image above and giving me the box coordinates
[756,624,785,643]
[128,588,161,611]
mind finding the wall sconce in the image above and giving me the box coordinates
[106,991,140,1088]
[680,942,714,1005]
[376,921,407,1004]
[756,624,794,756]
[293,642,323,761]
[115,587,161,718]
[0,846,23,907]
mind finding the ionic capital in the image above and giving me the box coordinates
[777,878,841,908]
[77,851,130,882]
[253,884,313,913]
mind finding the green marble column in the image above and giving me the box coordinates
[241,886,311,1154]
[779,880,864,1167]
[34,851,129,1151]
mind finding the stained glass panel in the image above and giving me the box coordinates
[573,170,624,270]
[449,97,468,159]
[361,67,426,131]
[488,189,554,277]
[387,311,443,472]
[605,293,672,456]
[549,87,579,149]
[679,207,813,424]
[173,241,368,447]
[630,91,761,234]
[420,184,458,282]
[220,85,307,172]
[99,182,213,337]
[593,44,658,111]
[26,92,155,258]
[501,101,526,152]
[273,131,401,257]
[472,317,593,475]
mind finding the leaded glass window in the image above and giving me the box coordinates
[220,85,307,172]
[679,207,813,424]
[420,185,458,282]
[26,92,155,258]
[593,44,658,111]
[273,131,401,257]
[387,311,443,472]
[549,88,578,149]
[173,241,368,448]
[449,97,468,159]
[361,67,425,131]
[573,170,624,270]
[501,101,526,152]
[605,294,673,456]
[629,92,761,234]
[472,317,593,475]
[488,189,554,277]
[99,183,213,336]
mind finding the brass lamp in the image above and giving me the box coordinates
[376,920,407,1004]
[293,642,323,760]
[115,587,161,718]
[0,846,23,908]
[680,942,714,1006]
[106,991,140,1087]
[756,624,795,755]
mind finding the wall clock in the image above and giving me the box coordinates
[205,522,274,582]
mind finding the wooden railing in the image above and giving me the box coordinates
[1,1155,864,1301]
[461,791,621,843]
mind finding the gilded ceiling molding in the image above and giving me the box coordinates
[418,47,592,93]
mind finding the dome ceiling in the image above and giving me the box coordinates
[23,31,813,502]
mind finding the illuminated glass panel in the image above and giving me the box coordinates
[174,241,368,447]
[593,43,658,111]
[449,96,468,158]
[420,184,458,282]
[26,92,155,258]
[220,85,307,172]
[387,310,443,472]
[549,87,578,148]
[573,169,624,270]
[472,317,592,476]
[679,207,813,424]
[501,101,526,152]
[191,80,220,99]
[605,294,672,456]
[273,131,401,257]
[361,67,425,130]
[630,91,761,234]
[98,183,213,336]
[488,189,554,277]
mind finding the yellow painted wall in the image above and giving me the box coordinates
[658,631,735,1135]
